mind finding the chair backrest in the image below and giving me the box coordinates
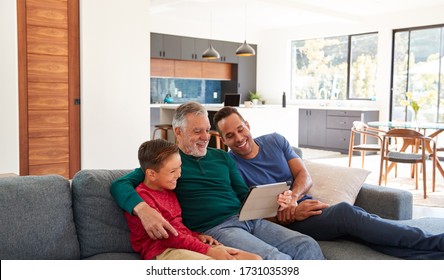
[384,128,425,138]
[351,121,385,143]
[382,128,435,155]
[352,121,368,131]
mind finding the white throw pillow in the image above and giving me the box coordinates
[304,160,371,205]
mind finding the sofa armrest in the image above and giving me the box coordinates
[354,183,413,220]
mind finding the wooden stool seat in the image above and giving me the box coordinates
[152,124,173,141]
[209,130,225,150]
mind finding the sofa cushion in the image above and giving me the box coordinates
[318,240,400,260]
[305,160,371,205]
[0,175,80,259]
[72,169,138,259]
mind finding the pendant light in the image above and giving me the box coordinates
[202,11,220,60]
[236,0,255,57]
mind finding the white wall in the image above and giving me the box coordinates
[0,0,19,174]
[0,0,151,173]
[80,0,151,169]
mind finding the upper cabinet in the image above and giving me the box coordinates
[181,37,209,61]
[152,33,241,63]
[212,40,239,63]
[151,33,181,59]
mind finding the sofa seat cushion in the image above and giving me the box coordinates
[72,169,134,259]
[0,175,80,259]
[83,252,140,260]
[318,239,400,260]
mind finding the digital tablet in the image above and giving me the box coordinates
[239,182,291,221]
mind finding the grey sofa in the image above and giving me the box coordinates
[1,169,443,260]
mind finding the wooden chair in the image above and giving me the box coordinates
[379,128,437,198]
[348,121,386,168]
[209,130,226,150]
[152,124,174,141]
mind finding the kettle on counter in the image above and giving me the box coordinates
[164,94,173,103]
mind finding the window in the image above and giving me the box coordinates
[391,25,444,122]
[291,33,378,100]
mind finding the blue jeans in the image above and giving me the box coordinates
[203,215,324,260]
[285,202,444,260]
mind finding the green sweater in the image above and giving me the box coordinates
[110,148,249,232]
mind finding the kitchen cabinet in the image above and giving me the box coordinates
[325,110,379,153]
[151,58,231,80]
[298,108,379,153]
[298,109,326,148]
[202,62,231,80]
[212,40,239,63]
[151,58,174,77]
[181,37,209,61]
[150,33,257,102]
[175,60,202,78]
[237,44,257,102]
[151,33,181,59]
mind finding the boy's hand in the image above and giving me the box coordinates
[198,234,221,246]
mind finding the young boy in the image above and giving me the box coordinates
[126,139,262,260]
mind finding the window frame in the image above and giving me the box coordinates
[290,32,378,101]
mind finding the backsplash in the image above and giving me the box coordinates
[150,78,222,104]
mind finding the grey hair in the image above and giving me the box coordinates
[172,101,208,131]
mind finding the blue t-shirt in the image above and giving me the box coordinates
[229,133,298,187]
[229,133,312,202]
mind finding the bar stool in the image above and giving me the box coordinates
[152,124,174,141]
[209,130,226,150]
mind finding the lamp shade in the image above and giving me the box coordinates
[202,44,221,60]
[236,40,255,56]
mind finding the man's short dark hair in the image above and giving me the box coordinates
[213,106,246,135]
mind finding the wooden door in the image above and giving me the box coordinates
[17,0,80,178]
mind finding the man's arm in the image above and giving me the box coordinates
[276,158,328,223]
[110,168,178,239]
[110,168,145,213]
[288,157,312,200]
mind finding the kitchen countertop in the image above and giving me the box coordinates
[151,103,378,111]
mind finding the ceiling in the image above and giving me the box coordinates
[150,0,444,33]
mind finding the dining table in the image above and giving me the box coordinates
[367,120,444,177]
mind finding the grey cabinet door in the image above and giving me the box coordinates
[181,37,196,60]
[194,38,209,61]
[307,109,327,147]
[151,33,164,58]
[181,37,209,60]
[299,109,309,146]
[151,33,181,59]
[211,40,239,63]
[238,48,257,102]
[223,42,240,63]
[298,109,326,148]
[162,35,181,59]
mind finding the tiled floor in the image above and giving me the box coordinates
[300,148,444,219]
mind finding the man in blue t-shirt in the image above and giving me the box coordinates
[213,106,444,260]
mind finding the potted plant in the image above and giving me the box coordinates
[249,91,261,105]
